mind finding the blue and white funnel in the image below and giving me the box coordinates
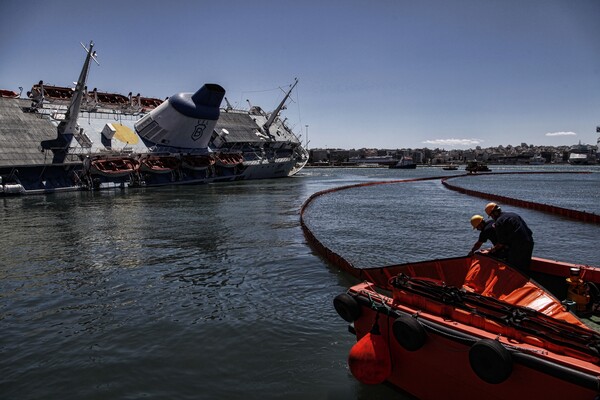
[135,83,225,151]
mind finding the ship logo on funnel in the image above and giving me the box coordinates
[191,121,207,141]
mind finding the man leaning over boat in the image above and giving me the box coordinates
[483,202,535,273]
[468,214,500,257]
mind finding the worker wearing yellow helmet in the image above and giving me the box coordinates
[468,214,498,256]
[484,202,534,272]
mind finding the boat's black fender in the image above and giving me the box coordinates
[386,305,600,391]
[392,315,427,351]
[469,339,513,384]
[333,293,361,322]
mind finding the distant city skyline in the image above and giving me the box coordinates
[309,138,600,151]
[307,141,592,152]
[1,1,599,149]
[308,141,598,167]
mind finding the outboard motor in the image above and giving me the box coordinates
[135,84,225,151]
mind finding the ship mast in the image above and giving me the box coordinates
[57,41,99,136]
[262,78,298,136]
[223,96,233,111]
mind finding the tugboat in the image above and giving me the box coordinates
[465,161,491,173]
[0,41,309,195]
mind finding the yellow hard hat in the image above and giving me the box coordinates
[485,202,498,216]
[470,215,484,229]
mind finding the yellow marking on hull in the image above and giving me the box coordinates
[113,124,139,145]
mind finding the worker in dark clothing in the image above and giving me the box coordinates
[484,202,534,272]
[468,214,499,256]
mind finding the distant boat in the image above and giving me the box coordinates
[465,161,490,173]
[568,142,597,165]
[442,163,458,170]
[389,156,417,169]
[528,155,546,165]
[348,156,396,166]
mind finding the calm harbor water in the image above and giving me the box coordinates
[1,165,599,400]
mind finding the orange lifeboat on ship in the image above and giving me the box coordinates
[92,90,129,106]
[214,152,244,168]
[139,96,163,111]
[29,83,73,101]
[333,254,600,400]
[181,154,215,170]
[0,89,19,98]
[89,156,139,177]
[139,155,180,174]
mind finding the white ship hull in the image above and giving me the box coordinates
[568,142,597,165]
[568,152,596,165]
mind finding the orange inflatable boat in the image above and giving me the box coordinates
[334,254,600,399]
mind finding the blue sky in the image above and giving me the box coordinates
[1,0,599,149]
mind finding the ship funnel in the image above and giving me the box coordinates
[191,84,225,108]
[135,84,225,151]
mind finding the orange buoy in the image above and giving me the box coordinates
[347,320,392,385]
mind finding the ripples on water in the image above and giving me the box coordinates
[305,165,600,268]
[1,165,599,399]
[450,169,600,214]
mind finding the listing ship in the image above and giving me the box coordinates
[0,42,308,195]
[568,142,597,165]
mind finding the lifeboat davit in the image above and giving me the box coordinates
[333,254,600,399]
